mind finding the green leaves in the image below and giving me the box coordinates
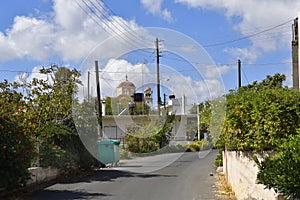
[0,83,39,190]
[216,73,300,198]
[220,74,300,151]
[255,134,300,199]
[125,115,175,153]
[0,65,97,190]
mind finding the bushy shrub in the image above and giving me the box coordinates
[125,115,175,153]
[217,74,300,151]
[39,123,99,171]
[0,86,39,190]
[187,140,203,152]
[215,151,223,167]
[255,133,300,199]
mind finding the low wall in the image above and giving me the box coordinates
[27,167,61,186]
[223,151,280,200]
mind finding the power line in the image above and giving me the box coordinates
[0,60,291,77]
[243,61,291,66]
[202,18,294,47]
[0,69,40,74]
[165,18,293,49]
[75,0,155,59]
[96,0,149,46]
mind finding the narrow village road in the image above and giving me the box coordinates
[25,150,219,200]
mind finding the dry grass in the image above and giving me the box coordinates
[215,173,236,200]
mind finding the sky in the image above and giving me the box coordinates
[0,0,299,106]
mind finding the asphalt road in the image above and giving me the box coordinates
[24,150,219,200]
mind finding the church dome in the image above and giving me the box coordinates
[117,80,135,88]
[144,87,152,92]
[116,75,136,97]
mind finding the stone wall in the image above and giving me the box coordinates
[222,151,281,200]
[27,167,61,186]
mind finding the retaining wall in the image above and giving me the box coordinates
[27,167,61,186]
[222,151,281,200]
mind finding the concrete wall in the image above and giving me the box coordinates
[103,115,189,141]
[223,151,280,200]
[27,167,61,186]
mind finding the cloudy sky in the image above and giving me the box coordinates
[0,0,299,105]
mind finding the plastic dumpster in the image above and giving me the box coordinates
[97,140,120,166]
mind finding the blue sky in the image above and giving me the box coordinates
[0,0,299,104]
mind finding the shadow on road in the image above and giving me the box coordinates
[23,170,177,200]
[57,169,177,184]
[27,190,111,200]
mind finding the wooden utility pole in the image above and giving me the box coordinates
[238,59,241,88]
[95,61,103,139]
[197,104,200,141]
[88,71,90,102]
[156,38,161,115]
[292,17,299,91]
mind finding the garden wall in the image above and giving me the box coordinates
[222,151,282,200]
[27,167,61,186]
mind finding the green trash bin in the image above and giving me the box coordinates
[97,140,120,166]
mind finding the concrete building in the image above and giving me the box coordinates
[102,80,191,142]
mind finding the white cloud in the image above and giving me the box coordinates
[140,0,173,22]
[1,16,55,61]
[78,58,225,105]
[175,0,300,61]
[224,47,261,63]
[0,0,141,63]
[14,66,54,87]
[204,64,232,79]
[79,59,154,99]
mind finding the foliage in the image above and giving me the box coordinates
[213,73,300,198]
[27,66,98,170]
[133,102,150,115]
[217,73,300,151]
[254,133,300,199]
[188,101,212,135]
[24,65,81,126]
[125,115,175,153]
[0,81,40,190]
[104,97,113,115]
[0,65,99,190]
[215,151,223,167]
[186,140,203,152]
[189,98,225,146]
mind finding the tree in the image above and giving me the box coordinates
[241,73,286,91]
[188,102,212,140]
[125,114,175,153]
[217,73,300,151]
[104,97,113,115]
[255,133,300,199]
[22,65,98,170]
[0,80,40,190]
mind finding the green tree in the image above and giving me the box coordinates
[104,97,113,115]
[188,102,211,136]
[126,114,175,153]
[255,133,300,199]
[0,81,40,190]
[217,73,300,151]
[23,65,98,170]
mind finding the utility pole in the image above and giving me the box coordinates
[292,17,299,91]
[163,93,166,109]
[156,38,161,115]
[197,104,200,141]
[88,71,90,102]
[95,61,103,139]
[238,59,241,88]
